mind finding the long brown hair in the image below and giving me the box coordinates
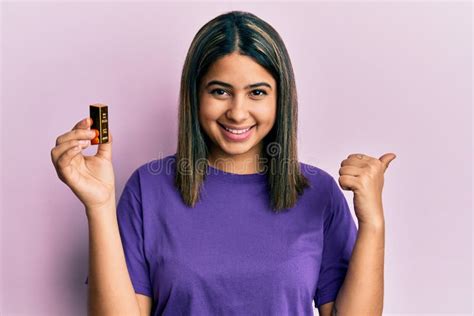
[175,10,310,213]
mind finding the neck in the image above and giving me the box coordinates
[208,146,264,175]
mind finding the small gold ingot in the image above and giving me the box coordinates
[89,104,109,144]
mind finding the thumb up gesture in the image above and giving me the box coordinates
[338,152,397,226]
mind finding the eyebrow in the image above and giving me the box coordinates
[205,80,272,90]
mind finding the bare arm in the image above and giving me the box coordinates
[86,201,142,316]
[318,301,335,316]
[326,218,385,316]
[136,294,153,316]
[322,152,394,315]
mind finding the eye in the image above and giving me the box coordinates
[209,88,268,97]
[251,89,267,97]
[209,88,228,96]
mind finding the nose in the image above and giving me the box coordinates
[225,95,249,122]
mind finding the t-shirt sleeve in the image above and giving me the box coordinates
[314,176,358,308]
[84,168,153,298]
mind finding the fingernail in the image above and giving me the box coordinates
[79,140,90,146]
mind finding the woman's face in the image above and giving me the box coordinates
[198,52,277,164]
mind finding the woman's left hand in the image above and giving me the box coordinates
[338,152,397,225]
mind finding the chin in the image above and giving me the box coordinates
[218,141,255,156]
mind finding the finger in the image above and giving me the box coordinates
[71,117,92,131]
[340,157,369,168]
[338,175,359,191]
[96,130,113,161]
[379,153,397,171]
[56,128,96,147]
[52,138,91,165]
[339,165,362,177]
[56,141,85,170]
[347,153,375,161]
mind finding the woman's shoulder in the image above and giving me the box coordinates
[298,161,337,192]
[124,153,177,188]
[119,153,177,201]
[136,153,177,177]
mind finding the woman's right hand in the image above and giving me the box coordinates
[51,117,116,213]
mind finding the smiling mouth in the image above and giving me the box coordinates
[217,122,256,133]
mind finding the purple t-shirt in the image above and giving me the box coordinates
[85,153,358,315]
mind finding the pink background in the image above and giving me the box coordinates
[1,1,472,315]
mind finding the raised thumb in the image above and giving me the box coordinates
[379,153,397,170]
[96,130,113,160]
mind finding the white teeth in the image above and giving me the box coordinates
[223,126,252,134]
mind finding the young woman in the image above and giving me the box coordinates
[51,10,395,316]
